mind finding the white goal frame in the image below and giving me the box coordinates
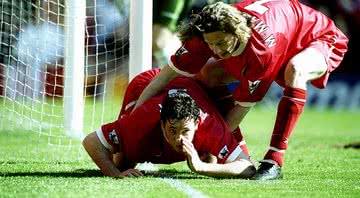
[129,0,152,80]
[63,0,86,140]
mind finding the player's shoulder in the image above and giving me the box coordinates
[194,112,233,157]
[197,111,226,136]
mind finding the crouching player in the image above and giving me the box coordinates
[82,69,255,178]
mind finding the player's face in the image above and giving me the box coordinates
[203,31,239,59]
[161,118,198,153]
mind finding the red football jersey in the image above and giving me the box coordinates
[97,70,243,164]
[169,0,348,104]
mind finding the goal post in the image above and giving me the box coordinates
[63,0,86,140]
[129,0,152,80]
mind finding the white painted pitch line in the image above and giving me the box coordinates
[136,162,208,198]
[160,177,209,198]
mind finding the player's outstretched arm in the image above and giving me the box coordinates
[183,138,255,178]
[132,65,178,112]
[82,132,143,177]
[193,158,255,178]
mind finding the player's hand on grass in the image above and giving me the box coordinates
[182,138,203,173]
[120,168,144,177]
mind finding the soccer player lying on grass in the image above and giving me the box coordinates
[82,69,255,178]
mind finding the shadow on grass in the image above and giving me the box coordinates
[0,168,206,179]
[333,142,360,150]
[0,169,104,178]
[343,142,360,149]
[144,169,207,179]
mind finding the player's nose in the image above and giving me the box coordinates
[176,135,184,143]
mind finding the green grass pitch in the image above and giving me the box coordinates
[1,107,360,197]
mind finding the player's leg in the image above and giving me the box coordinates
[256,47,328,180]
[284,48,328,89]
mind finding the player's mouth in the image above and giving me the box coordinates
[175,144,183,152]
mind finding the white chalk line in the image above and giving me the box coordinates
[136,162,209,198]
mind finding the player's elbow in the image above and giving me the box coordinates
[82,132,98,153]
[82,133,91,149]
[236,159,256,178]
[239,164,256,179]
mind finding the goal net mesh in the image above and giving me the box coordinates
[0,0,130,161]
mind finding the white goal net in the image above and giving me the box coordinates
[0,0,130,160]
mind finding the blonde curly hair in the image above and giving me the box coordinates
[177,2,252,44]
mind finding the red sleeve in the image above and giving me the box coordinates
[194,115,244,164]
[99,95,162,153]
[97,121,122,153]
[169,38,213,77]
[97,95,163,155]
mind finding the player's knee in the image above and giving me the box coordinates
[314,62,328,78]
[284,62,306,87]
[285,48,328,86]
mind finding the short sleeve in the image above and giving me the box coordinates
[195,115,245,164]
[169,38,212,77]
[96,121,121,153]
[213,128,244,164]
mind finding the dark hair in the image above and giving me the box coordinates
[177,2,252,43]
[160,90,200,122]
